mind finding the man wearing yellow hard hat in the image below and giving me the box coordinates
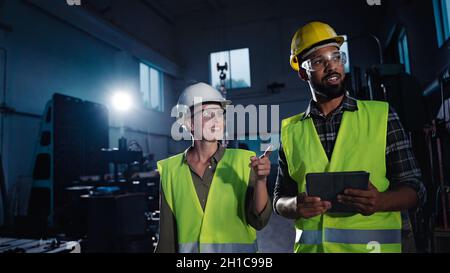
[274,22,426,253]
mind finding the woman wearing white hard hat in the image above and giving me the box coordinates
[156,82,272,253]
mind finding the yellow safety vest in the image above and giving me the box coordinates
[157,149,257,253]
[281,100,402,253]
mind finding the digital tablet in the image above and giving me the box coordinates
[305,171,369,213]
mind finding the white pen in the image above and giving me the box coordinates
[259,145,273,159]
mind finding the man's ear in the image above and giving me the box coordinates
[298,68,309,81]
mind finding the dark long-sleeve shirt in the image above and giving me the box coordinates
[273,95,426,231]
[156,143,272,253]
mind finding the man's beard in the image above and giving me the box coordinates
[313,82,346,100]
[311,73,346,100]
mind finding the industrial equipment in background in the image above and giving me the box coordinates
[0,93,160,253]
[422,65,450,253]
[216,61,231,148]
[0,237,80,253]
[361,64,426,132]
[351,61,450,253]
[217,62,228,98]
[267,82,286,94]
[26,93,109,235]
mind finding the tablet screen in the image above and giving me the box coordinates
[305,171,369,213]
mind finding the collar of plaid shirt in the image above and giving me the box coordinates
[301,92,359,121]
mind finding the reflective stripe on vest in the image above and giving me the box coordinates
[298,229,401,245]
[179,242,258,253]
[179,243,199,253]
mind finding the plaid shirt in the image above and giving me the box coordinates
[274,94,426,230]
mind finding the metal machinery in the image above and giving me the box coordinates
[423,66,450,253]
[6,93,160,253]
[0,237,80,253]
[352,63,450,252]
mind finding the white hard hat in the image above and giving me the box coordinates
[175,82,231,115]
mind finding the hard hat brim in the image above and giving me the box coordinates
[301,36,346,59]
[175,99,232,116]
[202,99,231,108]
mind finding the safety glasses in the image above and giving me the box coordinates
[192,108,225,121]
[301,51,347,72]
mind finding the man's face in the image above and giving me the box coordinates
[302,46,346,100]
[190,104,225,142]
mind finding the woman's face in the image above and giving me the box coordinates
[190,104,225,142]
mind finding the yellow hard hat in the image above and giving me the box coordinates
[290,21,345,71]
